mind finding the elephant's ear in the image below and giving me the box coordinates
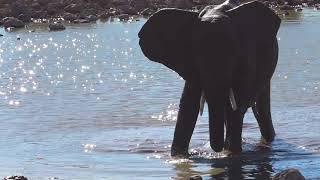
[226,1,281,42]
[138,8,199,81]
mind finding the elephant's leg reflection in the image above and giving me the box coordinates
[171,80,201,157]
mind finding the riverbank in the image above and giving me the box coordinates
[0,0,320,30]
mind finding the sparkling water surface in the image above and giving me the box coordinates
[0,9,319,180]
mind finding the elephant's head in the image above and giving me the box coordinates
[138,8,199,81]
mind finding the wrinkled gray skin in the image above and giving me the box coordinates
[138,0,280,156]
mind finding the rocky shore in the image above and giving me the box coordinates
[3,168,306,180]
[0,0,320,30]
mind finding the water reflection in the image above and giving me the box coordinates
[171,138,320,179]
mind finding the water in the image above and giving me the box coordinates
[0,9,319,180]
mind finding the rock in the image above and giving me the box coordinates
[63,12,78,21]
[10,1,30,18]
[273,168,305,180]
[118,5,138,15]
[64,3,83,14]
[86,15,98,22]
[3,175,28,180]
[174,0,195,9]
[73,19,90,23]
[98,12,111,19]
[286,0,303,6]
[130,0,148,11]
[31,2,41,10]
[188,175,203,180]
[1,17,24,28]
[140,8,155,16]
[0,34,3,37]
[0,8,10,19]
[117,14,130,21]
[49,22,66,31]
[31,10,46,19]
[110,0,129,6]
[18,13,31,22]
[95,0,111,7]
[279,5,295,10]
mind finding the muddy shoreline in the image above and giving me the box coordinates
[0,0,319,30]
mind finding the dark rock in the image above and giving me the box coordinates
[3,175,28,180]
[18,13,31,22]
[63,12,78,21]
[1,17,24,28]
[117,14,130,21]
[273,168,305,180]
[49,22,66,31]
[295,7,303,11]
[86,15,98,22]
[188,175,203,180]
[0,34,3,37]
[108,8,121,16]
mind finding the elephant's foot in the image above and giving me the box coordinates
[224,139,242,155]
[261,127,276,143]
[171,146,190,158]
[255,137,273,152]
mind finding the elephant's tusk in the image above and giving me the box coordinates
[229,88,237,111]
[199,91,206,116]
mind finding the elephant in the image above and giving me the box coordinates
[138,0,281,156]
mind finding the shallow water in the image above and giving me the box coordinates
[0,9,319,180]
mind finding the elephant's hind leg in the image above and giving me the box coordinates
[253,81,275,143]
[171,80,201,157]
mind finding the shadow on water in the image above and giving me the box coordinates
[169,138,320,179]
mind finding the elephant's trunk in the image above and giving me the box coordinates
[204,89,229,152]
[208,101,225,152]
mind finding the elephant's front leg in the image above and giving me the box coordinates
[224,104,245,154]
[171,80,201,157]
[253,81,275,143]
